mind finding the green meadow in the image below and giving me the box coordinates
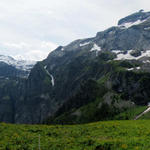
[0,120,150,150]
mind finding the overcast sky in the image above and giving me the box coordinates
[0,0,150,61]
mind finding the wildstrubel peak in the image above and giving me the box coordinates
[1,10,150,124]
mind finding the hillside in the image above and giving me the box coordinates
[1,120,150,150]
[22,10,150,124]
[1,10,150,124]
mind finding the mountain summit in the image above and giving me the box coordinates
[0,55,36,78]
[118,10,150,26]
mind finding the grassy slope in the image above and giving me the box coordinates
[139,111,150,119]
[114,106,147,120]
[1,120,150,150]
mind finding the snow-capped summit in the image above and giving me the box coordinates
[0,55,36,71]
[118,10,150,28]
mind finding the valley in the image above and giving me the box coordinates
[0,120,150,150]
[1,0,150,149]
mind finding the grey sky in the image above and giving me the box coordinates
[0,0,149,60]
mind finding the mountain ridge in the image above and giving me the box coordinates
[1,10,150,124]
[0,55,36,71]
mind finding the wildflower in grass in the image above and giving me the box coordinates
[121,144,127,149]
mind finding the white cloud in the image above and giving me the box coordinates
[41,41,58,49]
[0,41,58,61]
[0,0,150,60]
[14,50,48,61]
[3,42,30,49]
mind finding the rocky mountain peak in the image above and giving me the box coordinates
[0,55,36,71]
[118,10,150,26]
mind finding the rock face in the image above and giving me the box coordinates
[2,10,150,124]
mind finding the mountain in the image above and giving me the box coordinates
[1,10,150,124]
[0,55,36,78]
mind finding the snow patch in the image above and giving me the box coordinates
[61,47,64,51]
[119,19,147,29]
[143,60,150,63]
[90,43,102,57]
[115,50,150,60]
[90,44,101,52]
[115,50,134,60]
[127,66,141,71]
[127,68,134,71]
[144,27,150,30]
[112,50,122,54]
[136,67,141,70]
[80,42,90,47]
